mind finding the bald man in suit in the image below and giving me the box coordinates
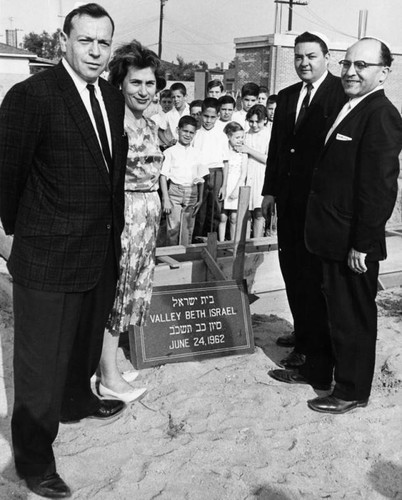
[303,37,402,414]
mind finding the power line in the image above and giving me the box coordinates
[163,18,230,62]
[303,6,356,39]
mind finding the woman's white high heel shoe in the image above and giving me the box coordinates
[98,383,147,403]
[122,371,139,383]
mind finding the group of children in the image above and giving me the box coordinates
[151,79,278,246]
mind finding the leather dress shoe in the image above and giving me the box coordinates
[60,399,125,424]
[24,472,71,498]
[268,369,331,391]
[278,349,306,368]
[307,395,369,414]
[276,331,296,347]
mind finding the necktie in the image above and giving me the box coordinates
[325,101,352,144]
[294,83,313,133]
[87,84,112,173]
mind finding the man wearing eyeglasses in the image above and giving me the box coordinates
[262,32,346,376]
[303,37,402,413]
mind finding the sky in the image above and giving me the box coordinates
[1,0,401,66]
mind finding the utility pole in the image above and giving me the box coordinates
[274,0,307,32]
[158,0,168,59]
[358,9,368,39]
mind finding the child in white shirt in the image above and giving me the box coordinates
[160,116,208,245]
[219,122,248,241]
[241,104,271,238]
[192,98,229,240]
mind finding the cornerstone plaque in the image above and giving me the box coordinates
[129,280,254,369]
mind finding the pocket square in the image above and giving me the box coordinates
[336,133,352,141]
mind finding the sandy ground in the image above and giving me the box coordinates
[0,258,401,500]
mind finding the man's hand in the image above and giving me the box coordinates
[261,195,276,220]
[347,248,367,273]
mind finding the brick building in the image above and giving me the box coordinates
[233,32,402,225]
[233,33,402,112]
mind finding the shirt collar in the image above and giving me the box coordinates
[62,58,100,95]
[302,70,328,91]
[175,141,193,150]
[348,84,383,110]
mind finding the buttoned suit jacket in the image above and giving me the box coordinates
[0,61,128,292]
[305,89,402,262]
[262,72,346,219]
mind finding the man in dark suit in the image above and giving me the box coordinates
[0,4,128,497]
[262,32,346,372]
[303,37,402,413]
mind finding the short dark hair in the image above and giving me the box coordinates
[202,97,220,113]
[267,94,278,104]
[258,86,269,95]
[170,82,187,96]
[160,89,172,100]
[178,115,197,129]
[189,99,203,110]
[241,82,259,98]
[246,104,268,122]
[218,95,236,107]
[379,42,393,67]
[108,39,166,90]
[294,31,328,55]
[207,79,224,92]
[63,3,114,36]
[223,121,244,136]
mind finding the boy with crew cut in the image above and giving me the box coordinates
[232,82,260,131]
[192,97,229,240]
[158,82,190,148]
[207,79,225,99]
[160,116,208,246]
[215,94,236,132]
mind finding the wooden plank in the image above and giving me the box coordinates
[157,256,181,269]
[378,271,402,290]
[206,232,218,281]
[201,248,227,281]
[232,186,250,281]
[155,236,278,259]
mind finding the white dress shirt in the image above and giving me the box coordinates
[62,58,112,156]
[295,70,328,123]
[325,85,383,143]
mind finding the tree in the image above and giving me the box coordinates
[162,56,209,81]
[22,30,62,60]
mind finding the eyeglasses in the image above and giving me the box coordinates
[339,60,384,71]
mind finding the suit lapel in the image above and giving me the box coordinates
[310,72,333,104]
[100,79,124,190]
[54,63,111,189]
[288,84,302,135]
[323,90,384,152]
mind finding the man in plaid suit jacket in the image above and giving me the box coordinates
[0,3,128,497]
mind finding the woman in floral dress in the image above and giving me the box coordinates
[97,40,166,402]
